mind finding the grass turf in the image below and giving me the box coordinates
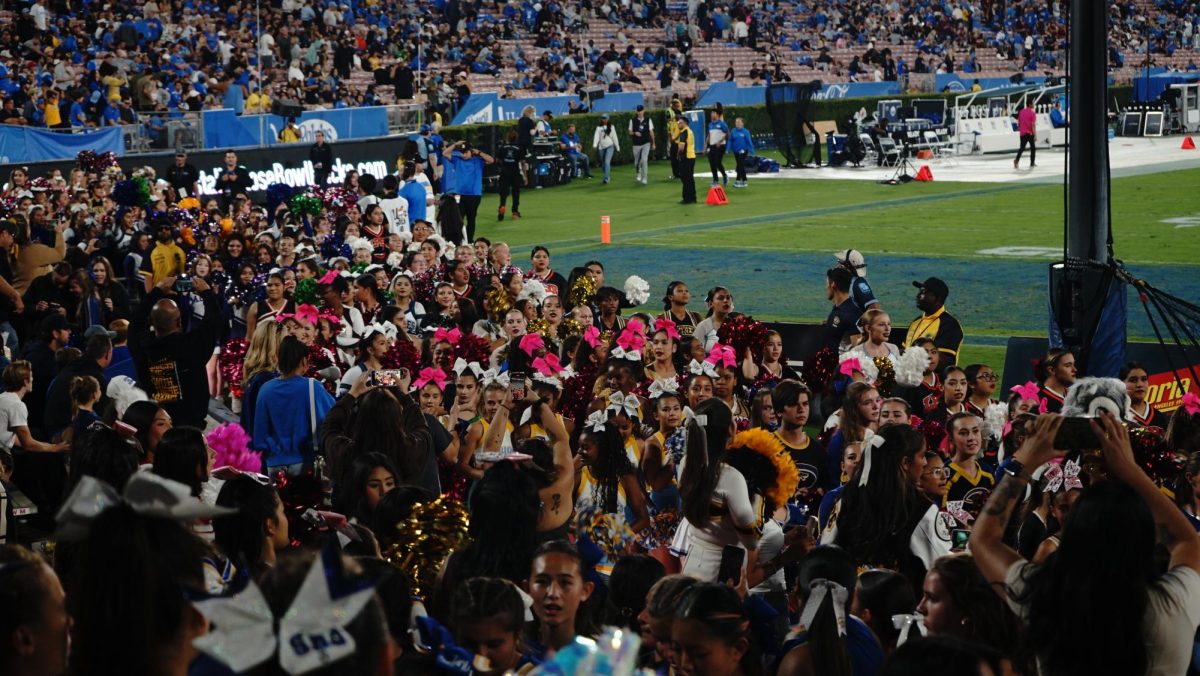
[475,159,1200,381]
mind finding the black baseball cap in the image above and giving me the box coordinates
[636,104,645,111]
[912,277,950,300]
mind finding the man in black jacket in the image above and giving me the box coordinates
[310,130,334,186]
[43,326,113,437]
[21,314,71,438]
[128,276,221,428]
[217,150,253,209]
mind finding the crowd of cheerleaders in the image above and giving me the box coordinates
[2,155,1200,675]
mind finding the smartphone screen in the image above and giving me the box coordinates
[509,372,526,400]
[717,545,746,586]
[369,368,409,387]
[951,528,970,552]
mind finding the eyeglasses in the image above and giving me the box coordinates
[923,467,950,479]
[975,373,998,381]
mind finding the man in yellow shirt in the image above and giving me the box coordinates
[140,222,186,293]
[42,89,62,128]
[675,117,696,204]
[278,119,301,143]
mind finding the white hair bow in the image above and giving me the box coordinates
[797,579,849,637]
[682,405,707,427]
[857,431,886,487]
[609,345,644,362]
[452,358,484,379]
[892,614,927,646]
[57,473,235,541]
[648,378,679,398]
[190,545,378,675]
[585,409,608,432]
[531,372,563,390]
[365,321,398,342]
[607,391,640,419]
[480,368,510,388]
[688,359,718,378]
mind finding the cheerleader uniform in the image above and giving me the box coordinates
[1128,401,1170,428]
[676,456,762,582]
[253,298,295,326]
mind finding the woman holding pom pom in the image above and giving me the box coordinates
[694,286,734,354]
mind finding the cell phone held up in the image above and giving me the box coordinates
[1053,416,1105,452]
[368,368,409,388]
[717,544,746,586]
[509,372,527,400]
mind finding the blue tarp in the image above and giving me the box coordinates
[201,107,389,149]
[1133,70,1200,101]
[0,126,124,164]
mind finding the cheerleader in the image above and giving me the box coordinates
[244,272,293,343]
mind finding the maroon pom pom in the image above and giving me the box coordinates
[802,347,837,393]
[451,332,491,367]
[717,315,771,363]
[220,339,249,398]
[381,338,421,374]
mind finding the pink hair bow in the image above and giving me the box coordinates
[1010,381,1041,401]
[275,304,320,327]
[616,324,646,353]
[413,367,448,392]
[433,327,462,345]
[1183,391,1200,416]
[1043,458,1083,493]
[839,357,863,378]
[654,318,681,340]
[519,332,545,357]
[533,353,563,377]
[317,269,340,285]
[583,325,602,348]
[706,343,736,369]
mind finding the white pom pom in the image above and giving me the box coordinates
[518,278,548,305]
[386,251,404,269]
[840,351,878,383]
[106,375,150,419]
[623,275,650,306]
[984,403,1008,441]
[894,347,930,387]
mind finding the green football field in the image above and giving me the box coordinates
[470,159,1200,380]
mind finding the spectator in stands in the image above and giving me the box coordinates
[43,328,112,437]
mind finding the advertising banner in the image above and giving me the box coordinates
[11,134,410,200]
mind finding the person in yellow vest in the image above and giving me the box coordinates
[675,116,697,204]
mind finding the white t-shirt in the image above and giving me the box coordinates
[0,391,29,448]
[1005,561,1200,676]
[378,195,409,234]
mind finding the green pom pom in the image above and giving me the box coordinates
[293,277,319,306]
[288,193,323,217]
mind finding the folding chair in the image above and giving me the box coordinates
[878,136,901,166]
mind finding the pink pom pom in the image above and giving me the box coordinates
[207,423,262,473]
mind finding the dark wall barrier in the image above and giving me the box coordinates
[4,135,412,200]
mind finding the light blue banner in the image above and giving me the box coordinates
[0,126,124,164]
[934,74,1046,92]
[201,106,389,149]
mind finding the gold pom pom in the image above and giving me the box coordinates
[382,497,470,599]
[484,287,511,320]
[527,318,553,339]
[569,274,597,308]
[874,356,896,397]
[558,318,585,339]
